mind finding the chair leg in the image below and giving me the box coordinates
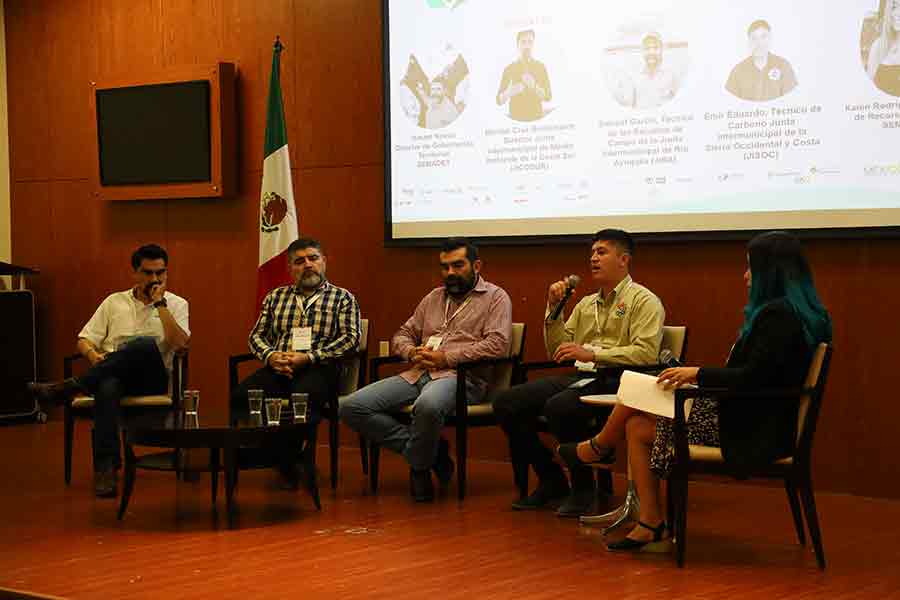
[64,406,74,485]
[456,424,467,501]
[798,476,826,570]
[210,448,219,505]
[513,457,529,499]
[369,442,380,494]
[784,477,806,546]
[329,417,339,490]
[359,434,369,475]
[669,473,688,567]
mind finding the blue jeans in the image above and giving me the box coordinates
[339,373,483,471]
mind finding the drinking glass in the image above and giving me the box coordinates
[265,398,282,427]
[183,390,200,428]
[248,389,264,416]
[291,393,308,424]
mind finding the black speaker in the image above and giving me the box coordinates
[0,290,42,421]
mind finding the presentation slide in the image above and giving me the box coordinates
[385,0,900,240]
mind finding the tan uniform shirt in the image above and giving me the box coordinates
[544,275,664,367]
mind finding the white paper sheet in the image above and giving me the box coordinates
[616,370,693,420]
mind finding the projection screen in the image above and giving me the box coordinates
[384,0,900,241]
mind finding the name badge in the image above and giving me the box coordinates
[292,326,313,351]
[425,335,444,351]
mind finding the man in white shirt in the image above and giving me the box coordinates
[30,244,190,497]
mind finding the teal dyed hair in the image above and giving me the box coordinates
[740,231,832,346]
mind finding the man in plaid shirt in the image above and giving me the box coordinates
[232,237,360,486]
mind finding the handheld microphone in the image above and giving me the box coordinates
[548,275,580,321]
[659,349,682,368]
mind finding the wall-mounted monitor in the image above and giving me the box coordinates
[91,62,236,201]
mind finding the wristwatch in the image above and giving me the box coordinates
[153,298,168,309]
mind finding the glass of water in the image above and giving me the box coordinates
[264,398,282,427]
[183,390,199,428]
[291,393,308,424]
[248,389,264,416]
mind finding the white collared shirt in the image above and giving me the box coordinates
[78,289,190,370]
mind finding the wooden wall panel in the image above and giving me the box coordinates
[94,0,164,77]
[220,0,296,173]
[6,0,900,499]
[4,1,51,182]
[44,0,96,180]
[294,0,384,167]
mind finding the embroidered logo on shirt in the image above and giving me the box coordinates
[768,68,782,81]
[615,302,627,317]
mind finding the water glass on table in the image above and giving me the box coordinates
[291,393,308,424]
[183,389,200,428]
[264,397,282,427]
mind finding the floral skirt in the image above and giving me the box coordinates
[649,397,720,479]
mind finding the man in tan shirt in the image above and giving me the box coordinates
[493,229,664,516]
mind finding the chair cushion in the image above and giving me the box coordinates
[687,444,795,466]
[392,403,494,417]
[688,444,724,462]
[71,394,173,409]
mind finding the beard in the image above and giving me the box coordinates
[444,272,477,297]
[299,271,324,290]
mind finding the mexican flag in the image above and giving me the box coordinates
[256,38,299,309]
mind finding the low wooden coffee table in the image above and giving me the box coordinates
[119,413,318,527]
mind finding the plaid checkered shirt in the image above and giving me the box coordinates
[249,280,360,365]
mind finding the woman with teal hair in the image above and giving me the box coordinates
[558,231,832,552]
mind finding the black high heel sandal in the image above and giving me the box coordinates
[557,438,615,469]
[606,520,671,552]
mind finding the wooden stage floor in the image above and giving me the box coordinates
[1,420,899,599]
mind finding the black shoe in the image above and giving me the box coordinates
[432,438,454,487]
[409,468,434,502]
[607,520,672,553]
[93,468,118,498]
[28,377,85,407]
[556,489,595,518]
[557,439,615,470]
[511,478,570,510]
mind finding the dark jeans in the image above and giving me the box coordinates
[78,337,168,472]
[230,362,339,469]
[492,374,617,494]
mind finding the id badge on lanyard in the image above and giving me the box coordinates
[292,292,321,351]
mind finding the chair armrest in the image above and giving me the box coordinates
[519,359,573,371]
[63,353,84,378]
[456,355,518,373]
[671,384,812,441]
[369,355,404,383]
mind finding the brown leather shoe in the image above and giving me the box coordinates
[94,468,118,498]
[28,378,85,406]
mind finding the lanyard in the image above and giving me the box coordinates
[294,290,323,320]
[442,293,474,330]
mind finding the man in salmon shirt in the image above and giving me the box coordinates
[341,238,512,502]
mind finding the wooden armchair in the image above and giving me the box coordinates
[668,343,833,569]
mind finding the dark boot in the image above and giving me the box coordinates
[93,468,118,498]
[28,377,86,406]
[409,468,434,502]
[432,437,454,487]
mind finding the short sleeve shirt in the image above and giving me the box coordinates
[725,53,797,102]
[78,290,190,371]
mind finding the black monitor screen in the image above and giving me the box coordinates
[96,81,211,185]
